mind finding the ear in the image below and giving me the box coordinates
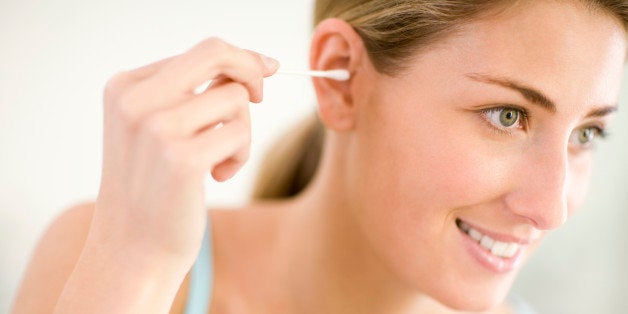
[310,18,365,131]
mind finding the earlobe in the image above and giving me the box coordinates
[309,18,365,132]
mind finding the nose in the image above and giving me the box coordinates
[505,143,569,230]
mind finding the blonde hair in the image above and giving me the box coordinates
[251,111,324,199]
[251,0,627,200]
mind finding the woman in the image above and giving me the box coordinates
[11,0,627,313]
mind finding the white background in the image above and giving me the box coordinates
[1,1,626,313]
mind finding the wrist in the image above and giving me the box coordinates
[89,202,206,262]
[54,236,192,314]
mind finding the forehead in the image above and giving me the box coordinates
[417,0,626,114]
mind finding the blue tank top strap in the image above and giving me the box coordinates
[184,215,214,314]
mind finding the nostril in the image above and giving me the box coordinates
[503,184,569,231]
[520,205,568,231]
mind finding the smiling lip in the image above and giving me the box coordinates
[455,218,526,273]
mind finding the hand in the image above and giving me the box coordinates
[91,37,278,262]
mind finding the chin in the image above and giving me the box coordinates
[438,294,505,312]
[410,266,521,311]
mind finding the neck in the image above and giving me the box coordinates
[276,134,456,314]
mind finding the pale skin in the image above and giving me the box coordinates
[11,1,626,313]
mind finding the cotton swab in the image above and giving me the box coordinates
[193,69,351,94]
[275,69,351,81]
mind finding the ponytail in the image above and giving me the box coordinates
[249,111,325,200]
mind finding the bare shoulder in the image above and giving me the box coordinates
[11,200,96,313]
[208,200,291,252]
[206,200,293,313]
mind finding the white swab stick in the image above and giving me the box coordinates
[275,69,350,81]
[193,69,350,94]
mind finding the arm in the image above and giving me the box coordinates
[52,219,189,314]
[12,37,277,314]
[11,201,196,314]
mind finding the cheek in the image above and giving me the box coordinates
[354,97,508,242]
[351,106,517,304]
[385,112,510,213]
[353,84,517,231]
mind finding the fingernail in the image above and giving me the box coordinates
[260,54,279,70]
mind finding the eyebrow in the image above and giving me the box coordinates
[466,72,557,113]
[584,106,618,118]
[465,72,618,118]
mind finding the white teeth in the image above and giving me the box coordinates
[468,229,483,241]
[491,241,508,256]
[504,243,519,257]
[456,220,521,258]
[480,235,495,249]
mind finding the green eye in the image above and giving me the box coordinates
[579,128,594,144]
[499,109,519,127]
[481,107,525,131]
[569,126,608,150]
[571,126,602,145]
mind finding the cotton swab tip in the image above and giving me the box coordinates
[323,69,351,81]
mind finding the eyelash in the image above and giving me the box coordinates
[478,106,610,150]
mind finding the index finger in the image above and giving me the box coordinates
[141,38,279,105]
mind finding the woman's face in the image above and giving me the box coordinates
[347,1,626,310]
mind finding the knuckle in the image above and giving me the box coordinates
[199,37,231,56]
[103,75,144,128]
[108,92,143,130]
[195,38,233,73]
[104,71,128,94]
[102,96,141,134]
[211,52,234,73]
[103,71,130,103]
